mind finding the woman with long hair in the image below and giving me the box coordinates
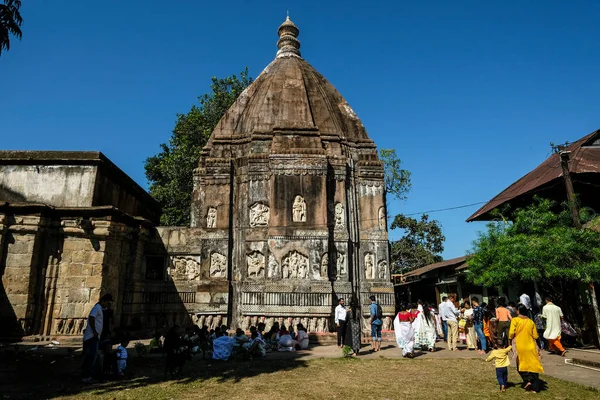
[393,303,415,358]
[463,301,476,350]
[414,302,437,352]
[509,304,545,393]
[344,296,362,356]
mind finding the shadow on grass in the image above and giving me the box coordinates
[0,344,311,400]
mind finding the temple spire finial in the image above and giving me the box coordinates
[277,15,301,58]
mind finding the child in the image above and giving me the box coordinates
[115,339,129,378]
[486,340,513,392]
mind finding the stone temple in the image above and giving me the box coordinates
[0,17,393,339]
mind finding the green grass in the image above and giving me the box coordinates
[47,357,600,400]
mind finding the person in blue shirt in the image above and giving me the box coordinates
[369,295,383,352]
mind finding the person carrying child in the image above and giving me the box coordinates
[486,339,513,392]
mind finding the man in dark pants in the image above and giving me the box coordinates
[81,294,113,383]
[334,298,347,348]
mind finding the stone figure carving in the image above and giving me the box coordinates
[207,207,217,228]
[336,252,346,278]
[334,202,345,227]
[312,262,322,280]
[249,203,270,227]
[210,252,227,278]
[171,256,201,280]
[292,195,306,222]
[320,253,328,279]
[267,255,279,278]
[378,207,386,231]
[282,250,309,279]
[247,251,265,278]
[365,253,375,280]
[378,260,387,280]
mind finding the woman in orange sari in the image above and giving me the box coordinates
[509,304,544,393]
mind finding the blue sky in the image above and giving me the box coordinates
[2,1,599,259]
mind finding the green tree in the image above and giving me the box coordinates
[466,198,600,288]
[390,213,445,272]
[145,68,252,226]
[0,0,22,55]
[379,148,445,272]
[379,149,411,201]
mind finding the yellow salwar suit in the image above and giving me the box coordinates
[509,316,544,374]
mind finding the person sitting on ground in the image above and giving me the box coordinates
[245,331,267,358]
[115,338,130,378]
[212,331,236,361]
[295,323,310,350]
[277,327,298,351]
[257,322,266,339]
[486,339,513,392]
[234,328,249,345]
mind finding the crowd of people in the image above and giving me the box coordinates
[392,292,574,393]
[81,291,576,393]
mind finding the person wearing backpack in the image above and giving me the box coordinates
[369,295,383,352]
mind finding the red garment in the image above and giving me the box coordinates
[398,311,411,322]
[411,310,420,319]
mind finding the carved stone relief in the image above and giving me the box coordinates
[171,256,201,281]
[365,253,375,280]
[292,195,306,222]
[378,207,386,231]
[282,250,309,279]
[247,251,265,278]
[207,207,217,228]
[209,252,227,278]
[334,202,345,228]
[378,260,388,280]
[249,203,269,227]
[267,254,279,278]
[336,252,346,279]
[320,253,328,279]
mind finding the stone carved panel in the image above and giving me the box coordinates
[336,252,347,278]
[282,250,309,279]
[292,195,306,222]
[267,254,279,278]
[334,202,345,228]
[207,207,217,228]
[210,252,227,278]
[249,203,270,227]
[320,253,328,279]
[378,207,386,231]
[365,253,375,280]
[171,256,201,281]
[247,251,265,278]
[378,260,388,280]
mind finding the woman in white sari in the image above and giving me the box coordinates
[414,303,437,352]
[393,303,415,358]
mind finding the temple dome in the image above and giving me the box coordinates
[209,17,372,143]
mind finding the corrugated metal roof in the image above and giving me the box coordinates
[403,256,468,278]
[467,129,600,222]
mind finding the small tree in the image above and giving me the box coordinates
[379,149,445,272]
[379,149,411,201]
[390,214,445,273]
[145,68,252,226]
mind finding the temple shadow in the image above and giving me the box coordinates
[0,346,311,400]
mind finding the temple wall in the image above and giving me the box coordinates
[0,165,97,206]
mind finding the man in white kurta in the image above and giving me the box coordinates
[541,296,565,355]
